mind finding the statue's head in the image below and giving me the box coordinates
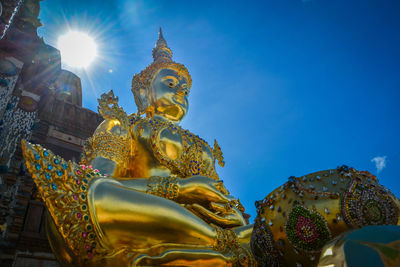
[132,29,192,123]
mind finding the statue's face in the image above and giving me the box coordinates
[150,68,189,123]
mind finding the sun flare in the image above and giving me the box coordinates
[58,31,97,68]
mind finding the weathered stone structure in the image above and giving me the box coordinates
[0,1,102,265]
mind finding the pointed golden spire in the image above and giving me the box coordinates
[152,27,173,63]
[156,27,167,47]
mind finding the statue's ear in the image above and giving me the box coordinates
[139,88,146,98]
[138,88,150,113]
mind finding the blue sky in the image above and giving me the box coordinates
[38,0,400,219]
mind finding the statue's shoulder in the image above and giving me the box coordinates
[84,91,134,163]
[97,90,129,130]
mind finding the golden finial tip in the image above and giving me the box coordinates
[156,27,167,48]
[153,28,172,62]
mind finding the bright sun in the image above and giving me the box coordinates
[58,31,97,68]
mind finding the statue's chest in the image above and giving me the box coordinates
[158,127,185,159]
[133,118,218,179]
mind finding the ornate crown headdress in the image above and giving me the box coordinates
[131,28,192,113]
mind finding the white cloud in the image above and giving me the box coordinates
[371,156,387,173]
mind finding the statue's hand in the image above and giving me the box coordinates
[178,176,233,205]
[187,202,246,228]
[177,177,246,227]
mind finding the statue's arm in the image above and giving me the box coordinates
[114,175,246,227]
[115,175,231,202]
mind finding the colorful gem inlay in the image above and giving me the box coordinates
[341,179,399,228]
[250,216,281,266]
[286,206,331,252]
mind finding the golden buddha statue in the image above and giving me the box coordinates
[22,29,255,266]
[21,29,400,267]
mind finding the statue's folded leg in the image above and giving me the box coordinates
[129,224,255,266]
[132,248,231,267]
[88,177,218,252]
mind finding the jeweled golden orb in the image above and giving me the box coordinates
[251,167,400,266]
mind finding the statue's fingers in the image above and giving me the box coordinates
[191,204,224,222]
[210,202,228,213]
[210,203,246,226]
[191,204,240,227]
[208,186,231,203]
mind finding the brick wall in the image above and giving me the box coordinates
[0,1,103,265]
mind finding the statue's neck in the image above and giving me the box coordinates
[151,114,180,125]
